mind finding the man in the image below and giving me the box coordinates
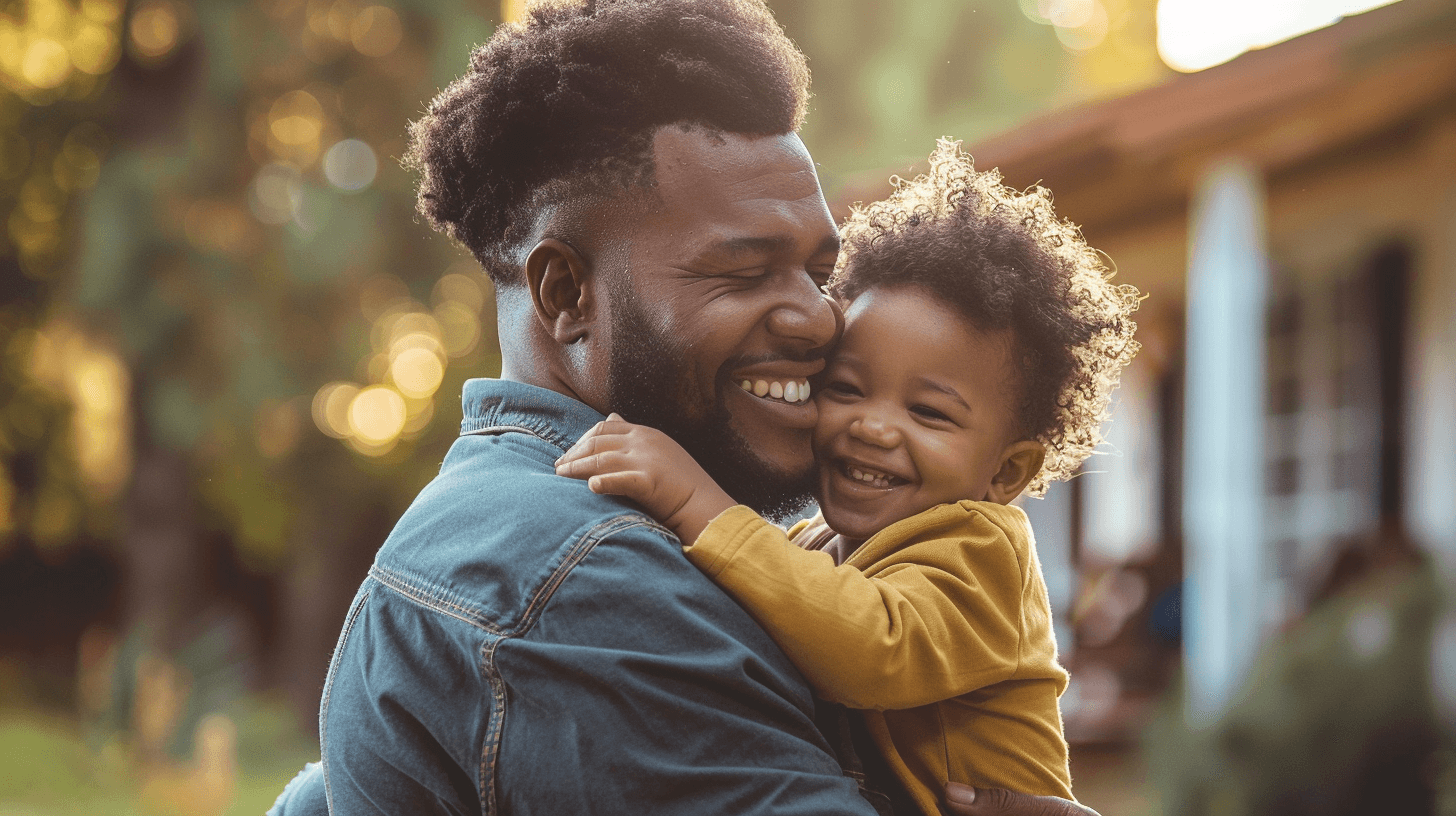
[273,2,1097,813]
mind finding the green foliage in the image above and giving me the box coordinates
[776,0,1076,192]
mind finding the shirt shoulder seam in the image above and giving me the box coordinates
[367,513,676,638]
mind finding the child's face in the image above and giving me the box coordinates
[812,286,1023,541]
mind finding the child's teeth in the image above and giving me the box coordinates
[848,465,894,486]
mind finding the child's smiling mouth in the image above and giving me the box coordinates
[834,458,911,490]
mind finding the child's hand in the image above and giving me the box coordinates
[555,414,736,545]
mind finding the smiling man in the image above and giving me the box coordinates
[270,2,1095,814]
[568,126,842,521]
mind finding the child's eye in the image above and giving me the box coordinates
[824,380,861,397]
[912,405,952,423]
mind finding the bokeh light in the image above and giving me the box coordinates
[322,138,377,192]
[269,91,324,146]
[1156,0,1402,72]
[25,321,132,498]
[70,19,120,76]
[1018,0,1119,54]
[347,385,406,446]
[127,0,181,63]
[248,162,302,225]
[431,271,486,357]
[1056,1,1109,50]
[350,6,401,57]
[22,37,71,88]
[389,346,444,399]
[311,381,360,439]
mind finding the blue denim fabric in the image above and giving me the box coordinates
[272,379,875,815]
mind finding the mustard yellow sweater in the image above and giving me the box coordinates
[685,501,1072,815]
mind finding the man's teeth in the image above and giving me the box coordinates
[849,466,896,488]
[738,378,811,403]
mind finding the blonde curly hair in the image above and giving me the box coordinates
[829,139,1141,497]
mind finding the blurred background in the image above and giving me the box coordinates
[1,0,1452,813]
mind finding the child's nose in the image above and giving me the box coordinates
[848,414,901,448]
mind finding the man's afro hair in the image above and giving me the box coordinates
[405,0,810,285]
[830,139,1141,497]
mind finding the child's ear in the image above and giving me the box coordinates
[985,441,1045,505]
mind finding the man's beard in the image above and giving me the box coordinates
[605,292,815,522]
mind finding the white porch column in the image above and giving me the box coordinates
[1182,160,1269,722]
[1408,119,1456,565]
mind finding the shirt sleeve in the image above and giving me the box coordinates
[267,763,327,816]
[685,505,1025,711]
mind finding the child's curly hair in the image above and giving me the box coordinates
[829,139,1141,497]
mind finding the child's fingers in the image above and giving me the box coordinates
[595,413,636,435]
[558,424,620,464]
[556,431,634,467]
[555,448,635,480]
[586,470,652,498]
[559,415,634,462]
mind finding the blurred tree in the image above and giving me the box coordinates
[775,0,1165,193]
[3,0,502,735]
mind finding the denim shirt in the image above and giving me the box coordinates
[275,379,878,815]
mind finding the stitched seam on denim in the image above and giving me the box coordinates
[510,514,673,637]
[478,637,505,816]
[371,565,498,628]
[370,565,505,635]
[319,585,371,812]
[471,514,669,812]
[459,424,545,441]
[458,421,573,451]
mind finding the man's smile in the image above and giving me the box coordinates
[726,376,818,429]
[736,377,812,403]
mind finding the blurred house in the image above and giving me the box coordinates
[834,0,1456,743]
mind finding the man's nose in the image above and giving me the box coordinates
[765,276,841,351]
[848,412,901,449]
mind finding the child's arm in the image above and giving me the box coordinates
[559,423,1027,711]
[554,414,735,546]
[679,505,1028,711]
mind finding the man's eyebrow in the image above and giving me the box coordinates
[699,233,841,261]
[702,236,793,260]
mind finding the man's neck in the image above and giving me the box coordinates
[495,289,591,406]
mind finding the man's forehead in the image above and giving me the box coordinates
[650,126,823,206]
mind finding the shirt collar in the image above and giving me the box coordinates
[459,378,604,452]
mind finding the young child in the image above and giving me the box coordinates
[555,139,1140,814]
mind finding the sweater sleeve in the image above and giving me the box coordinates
[685,505,1025,711]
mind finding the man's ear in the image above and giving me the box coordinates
[985,440,1046,505]
[523,238,595,345]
